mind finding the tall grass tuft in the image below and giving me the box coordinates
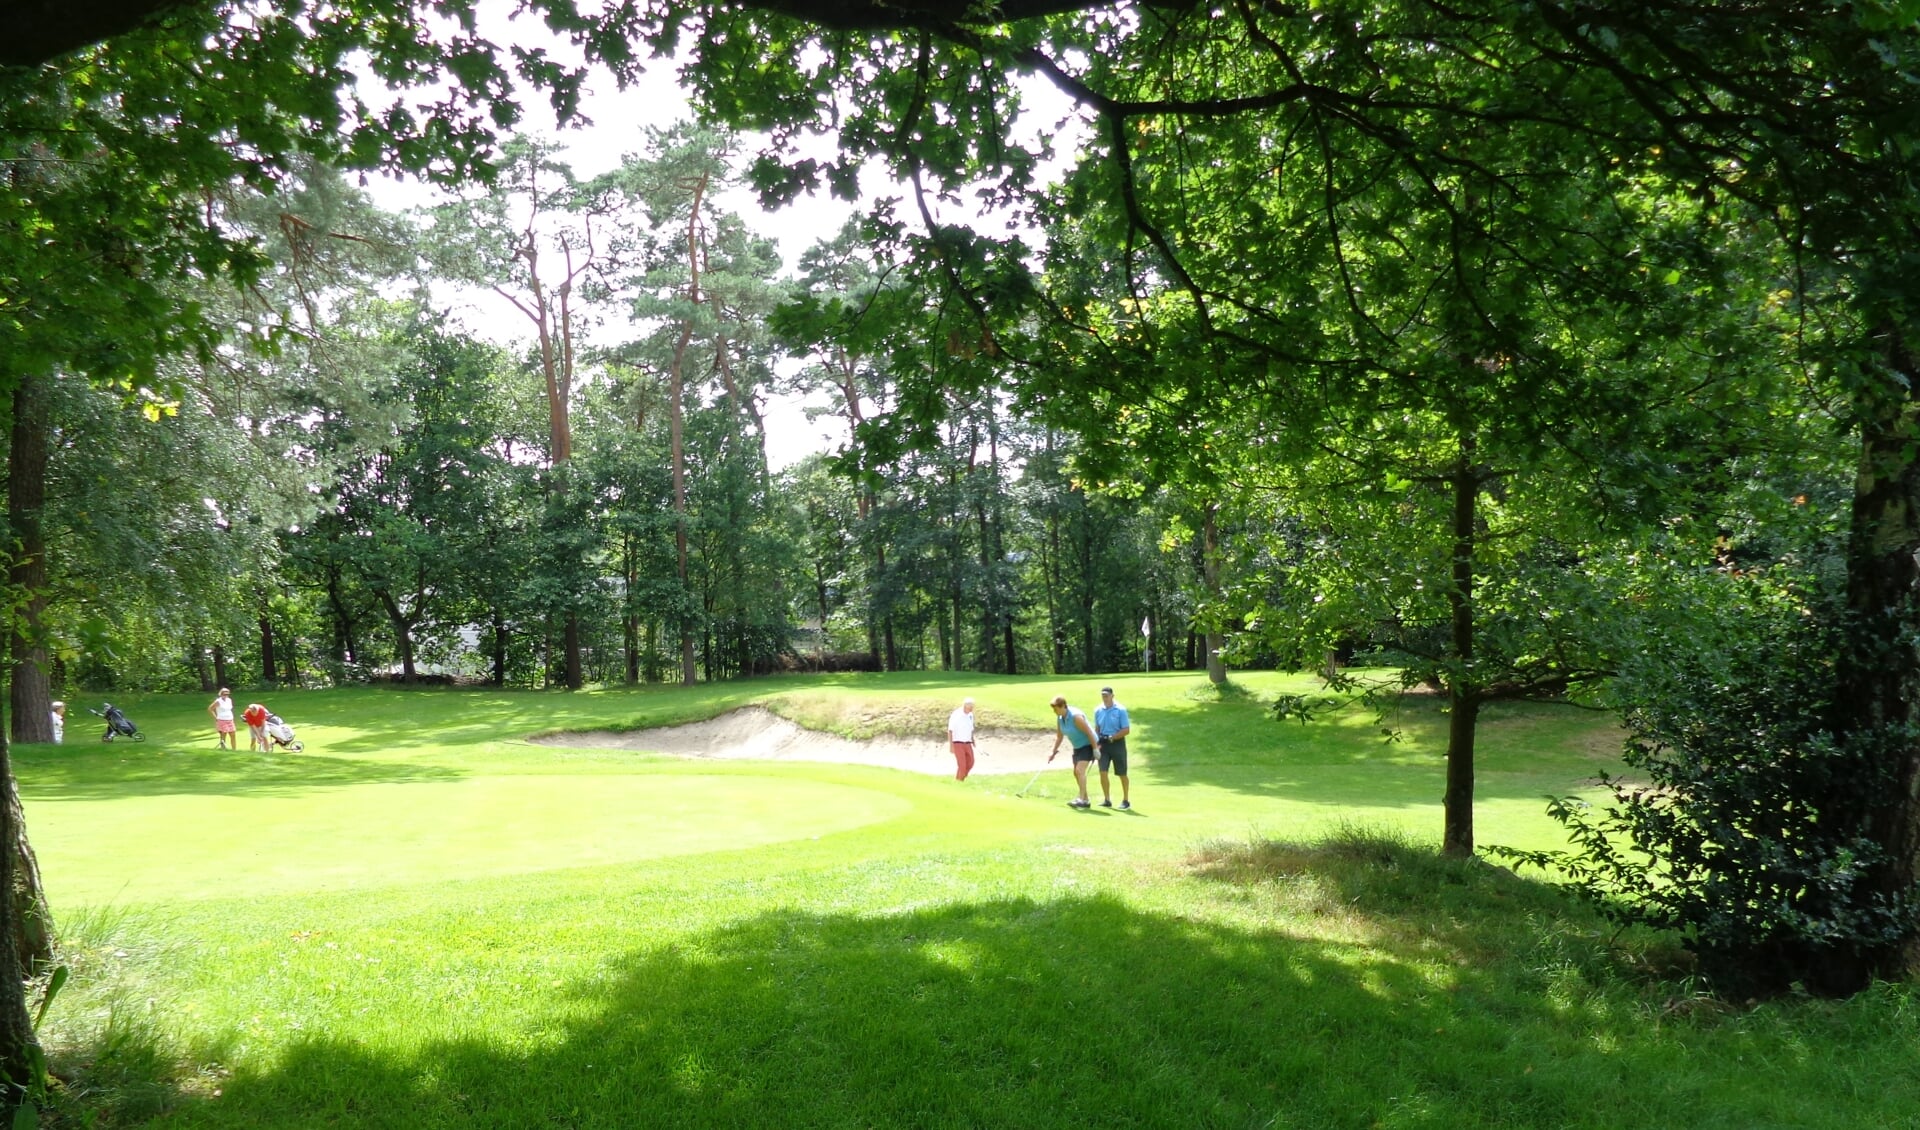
[40,906,191,1126]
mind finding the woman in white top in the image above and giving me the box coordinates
[207,687,237,750]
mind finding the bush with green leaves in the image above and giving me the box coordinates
[1497,564,1915,996]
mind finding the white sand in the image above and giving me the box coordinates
[530,706,1062,776]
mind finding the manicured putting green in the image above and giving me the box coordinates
[33,773,910,905]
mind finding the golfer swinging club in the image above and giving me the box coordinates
[1048,695,1099,809]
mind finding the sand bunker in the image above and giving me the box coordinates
[532,706,1060,776]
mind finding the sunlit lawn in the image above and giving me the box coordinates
[19,672,1918,1128]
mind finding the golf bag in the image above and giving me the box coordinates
[90,703,144,742]
[264,713,303,752]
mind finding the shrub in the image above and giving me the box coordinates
[1495,568,1915,997]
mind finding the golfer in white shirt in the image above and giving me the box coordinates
[947,697,978,780]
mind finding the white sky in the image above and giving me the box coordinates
[360,4,1088,471]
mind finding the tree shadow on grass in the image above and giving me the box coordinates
[14,747,464,802]
[1137,692,1620,812]
[119,848,1859,1130]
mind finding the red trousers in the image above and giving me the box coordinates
[950,740,975,780]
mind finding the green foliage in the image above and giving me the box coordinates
[1497,567,1916,996]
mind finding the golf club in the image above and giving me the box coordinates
[1016,756,1051,797]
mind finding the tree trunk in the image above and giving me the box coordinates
[8,372,53,746]
[951,581,964,671]
[1441,444,1480,859]
[212,645,228,692]
[492,609,508,687]
[987,408,1015,675]
[670,349,695,685]
[936,603,951,670]
[525,248,583,688]
[1444,682,1481,859]
[376,596,416,682]
[564,614,583,691]
[326,571,354,666]
[1202,503,1226,685]
[1837,331,1920,984]
[976,494,996,674]
[189,642,212,693]
[0,733,41,1109]
[1046,499,1064,674]
[284,634,299,685]
[815,569,831,663]
[258,614,276,686]
[1080,535,1097,675]
[669,171,709,690]
[6,776,50,975]
[624,535,640,686]
[869,541,887,668]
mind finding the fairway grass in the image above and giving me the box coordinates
[21,673,1920,1128]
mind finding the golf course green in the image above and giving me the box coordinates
[15,673,1917,1128]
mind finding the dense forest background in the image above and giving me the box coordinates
[16,135,1243,694]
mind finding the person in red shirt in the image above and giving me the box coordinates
[242,702,271,752]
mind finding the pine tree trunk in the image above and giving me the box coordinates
[624,536,640,686]
[669,171,707,690]
[1047,507,1064,674]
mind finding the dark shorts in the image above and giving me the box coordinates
[1098,738,1128,776]
[1071,745,1096,764]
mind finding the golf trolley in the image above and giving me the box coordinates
[90,703,145,742]
[264,713,304,752]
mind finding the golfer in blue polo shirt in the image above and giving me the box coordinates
[1093,686,1132,809]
